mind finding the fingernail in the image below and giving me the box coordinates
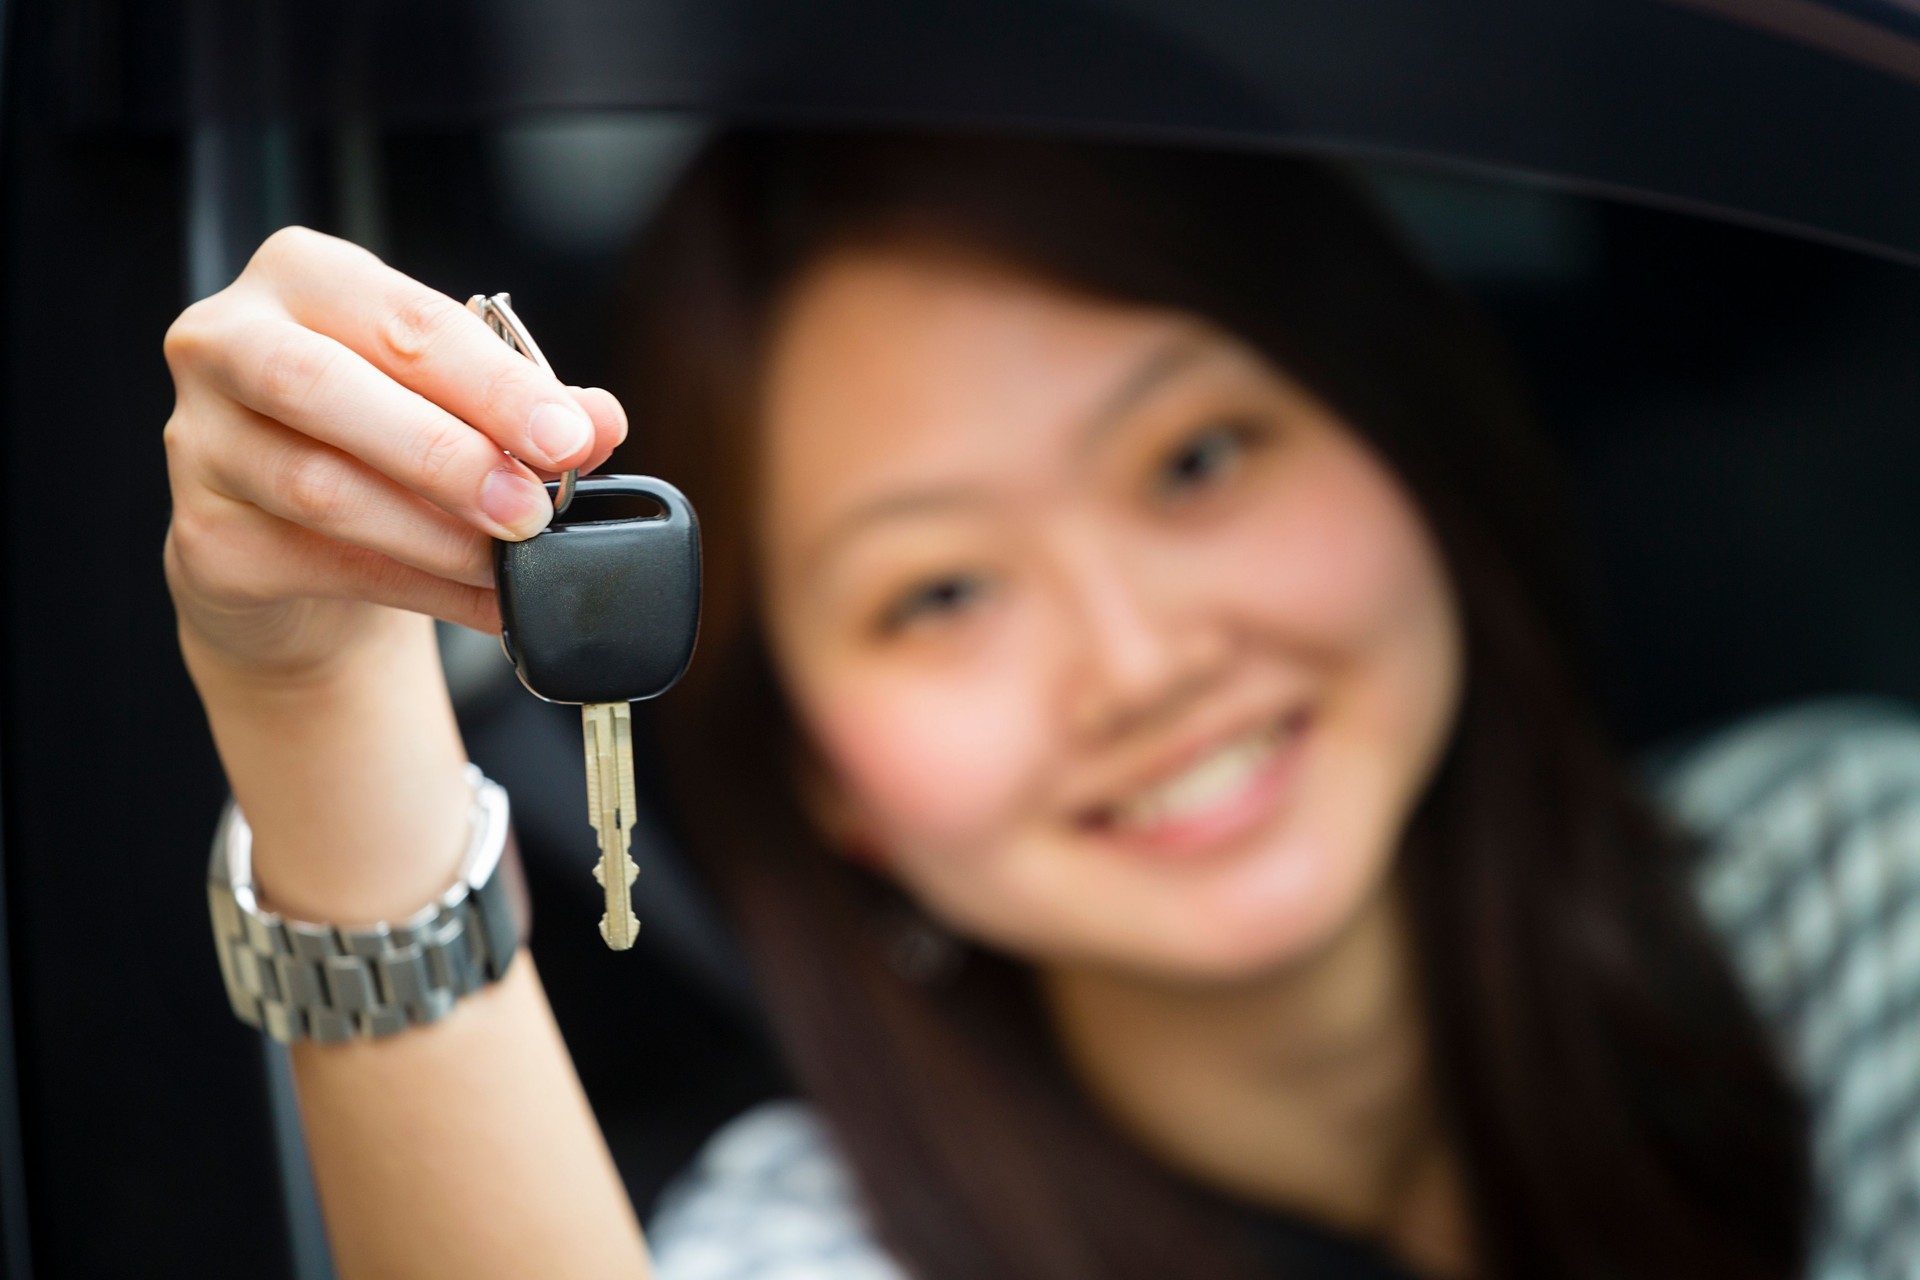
[481,469,551,539]
[528,401,592,467]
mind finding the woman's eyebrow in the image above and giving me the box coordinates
[1072,332,1210,458]
[802,334,1211,574]
[803,486,993,574]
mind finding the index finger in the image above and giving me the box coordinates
[253,228,613,475]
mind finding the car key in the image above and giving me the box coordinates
[468,293,701,950]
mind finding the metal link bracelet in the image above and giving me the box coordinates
[207,765,527,1044]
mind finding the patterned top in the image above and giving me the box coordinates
[647,699,1920,1279]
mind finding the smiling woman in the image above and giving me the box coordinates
[618,132,1817,1279]
[756,259,1459,981]
[166,123,1900,1280]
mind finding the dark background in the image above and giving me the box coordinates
[3,0,1918,1276]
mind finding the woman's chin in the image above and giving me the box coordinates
[919,805,1396,985]
[1160,909,1358,984]
[1128,829,1392,983]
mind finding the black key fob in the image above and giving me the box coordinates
[494,475,701,705]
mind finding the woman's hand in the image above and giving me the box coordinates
[160,230,652,1280]
[162,225,627,683]
[162,226,629,924]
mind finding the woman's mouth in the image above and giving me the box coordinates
[1080,708,1312,859]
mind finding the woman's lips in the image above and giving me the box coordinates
[1080,709,1312,860]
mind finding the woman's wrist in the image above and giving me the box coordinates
[188,612,480,925]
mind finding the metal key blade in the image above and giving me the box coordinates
[582,702,640,950]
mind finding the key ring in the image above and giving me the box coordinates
[465,292,577,516]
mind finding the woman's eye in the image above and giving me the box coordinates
[879,573,991,634]
[1154,420,1259,502]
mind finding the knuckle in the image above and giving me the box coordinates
[335,541,424,608]
[165,504,239,600]
[274,448,349,528]
[160,412,210,491]
[475,356,534,426]
[255,332,339,413]
[161,526,202,604]
[408,416,476,493]
[454,527,493,580]
[429,519,491,584]
[377,288,465,368]
[248,225,324,277]
[163,506,207,574]
[212,563,277,609]
[161,411,191,460]
[162,301,213,372]
[207,557,279,610]
[361,549,415,596]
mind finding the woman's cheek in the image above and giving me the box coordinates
[1230,440,1441,651]
[802,647,1052,858]
[1229,435,1461,821]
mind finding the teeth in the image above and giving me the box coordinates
[1110,720,1289,831]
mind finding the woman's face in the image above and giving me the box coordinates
[756,246,1464,981]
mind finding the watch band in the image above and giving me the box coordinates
[207,765,528,1044]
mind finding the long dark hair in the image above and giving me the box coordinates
[619,130,1810,1279]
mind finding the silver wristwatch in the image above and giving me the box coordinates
[207,765,528,1044]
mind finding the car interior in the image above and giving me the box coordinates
[4,1,1919,1276]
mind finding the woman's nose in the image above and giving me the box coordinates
[1055,536,1226,740]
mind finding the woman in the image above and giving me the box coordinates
[161,131,1915,1278]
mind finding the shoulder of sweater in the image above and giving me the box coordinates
[1655,697,1920,1272]
[647,1100,907,1280]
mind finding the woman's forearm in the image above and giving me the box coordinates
[188,609,650,1278]
[186,609,477,925]
[291,958,648,1279]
